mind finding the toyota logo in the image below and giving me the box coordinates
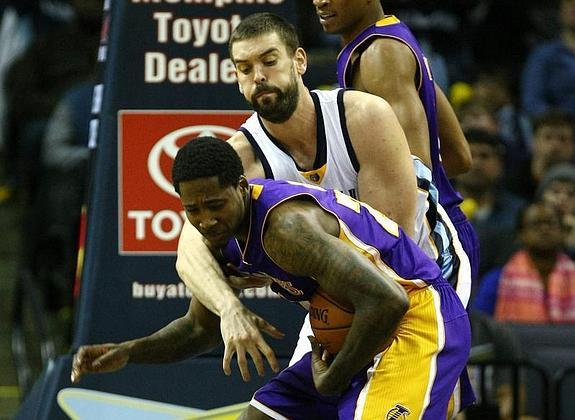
[148,125,238,197]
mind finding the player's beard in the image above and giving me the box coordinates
[250,70,299,124]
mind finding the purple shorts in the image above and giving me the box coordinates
[252,284,472,419]
[447,205,480,283]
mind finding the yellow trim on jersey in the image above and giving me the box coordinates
[363,203,400,238]
[251,184,264,200]
[335,190,361,213]
[338,221,427,288]
[355,286,445,419]
[375,15,400,27]
[299,164,327,185]
[335,191,399,237]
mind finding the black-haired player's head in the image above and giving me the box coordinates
[172,136,249,247]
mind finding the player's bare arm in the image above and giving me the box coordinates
[435,84,472,176]
[356,38,472,177]
[176,131,281,381]
[344,90,417,238]
[71,299,221,383]
[355,38,432,166]
[262,200,409,395]
[176,131,265,309]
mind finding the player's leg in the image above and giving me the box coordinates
[447,206,480,287]
[423,285,471,419]
[436,205,473,308]
[344,284,470,419]
[249,352,338,420]
[438,206,478,414]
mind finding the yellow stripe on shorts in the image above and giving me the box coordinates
[355,286,445,419]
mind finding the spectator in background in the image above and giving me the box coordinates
[473,202,575,324]
[521,0,575,117]
[507,109,575,200]
[31,80,93,317]
[0,0,73,203]
[457,99,499,136]
[2,0,101,201]
[456,129,526,281]
[536,163,575,259]
[472,69,532,161]
[42,81,93,172]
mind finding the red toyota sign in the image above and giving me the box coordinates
[118,110,252,254]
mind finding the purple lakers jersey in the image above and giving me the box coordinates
[336,15,462,211]
[221,179,443,303]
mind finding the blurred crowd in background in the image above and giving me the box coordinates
[0,0,574,415]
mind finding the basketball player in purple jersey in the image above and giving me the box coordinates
[313,1,480,412]
[314,0,480,294]
[72,137,471,420]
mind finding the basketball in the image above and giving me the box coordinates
[308,289,354,354]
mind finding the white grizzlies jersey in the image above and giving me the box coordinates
[413,157,471,307]
[240,89,359,198]
[239,88,451,276]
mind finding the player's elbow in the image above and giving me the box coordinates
[370,282,409,323]
[457,146,473,174]
[443,145,472,177]
[388,287,409,321]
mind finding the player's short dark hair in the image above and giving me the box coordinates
[229,12,300,59]
[172,136,244,194]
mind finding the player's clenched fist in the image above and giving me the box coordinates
[71,343,131,384]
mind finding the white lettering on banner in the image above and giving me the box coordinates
[133,0,284,8]
[145,52,236,84]
[132,282,278,300]
[132,281,193,300]
[127,210,187,241]
[238,285,280,299]
[153,13,241,46]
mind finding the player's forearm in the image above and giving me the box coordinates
[263,212,410,391]
[358,174,416,238]
[435,83,472,176]
[124,314,220,364]
[176,220,244,315]
[310,236,409,390]
[326,299,407,390]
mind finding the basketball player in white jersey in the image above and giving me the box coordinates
[174,13,421,381]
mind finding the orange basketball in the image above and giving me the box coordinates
[309,289,354,354]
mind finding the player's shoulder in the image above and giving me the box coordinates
[359,36,414,67]
[227,131,253,160]
[342,89,393,118]
[227,131,265,178]
[227,130,249,148]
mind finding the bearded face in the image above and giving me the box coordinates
[249,67,299,124]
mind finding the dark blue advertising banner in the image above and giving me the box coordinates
[75,0,302,350]
[17,0,307,417]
